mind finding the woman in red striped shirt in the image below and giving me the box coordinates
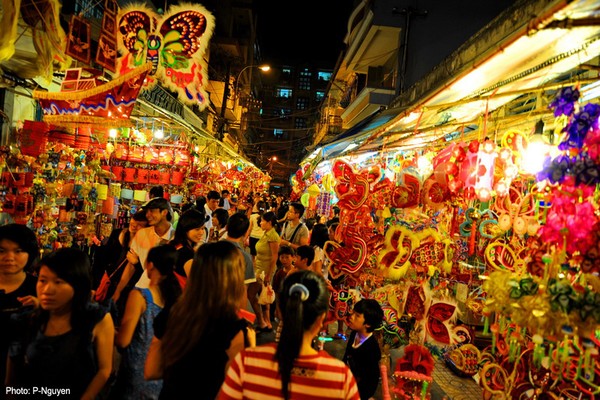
[219,270,359,400]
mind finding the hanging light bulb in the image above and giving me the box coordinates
[154,128,164,139]
[109,128,118,138]
[522,120,549,175]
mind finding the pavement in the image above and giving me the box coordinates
[255,320,482,400]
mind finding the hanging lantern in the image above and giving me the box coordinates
[307,183,321,197]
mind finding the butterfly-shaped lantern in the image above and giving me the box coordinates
[117,3,215,109]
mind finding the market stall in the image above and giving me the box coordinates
[0,1,269,254]
[295,0,600,395]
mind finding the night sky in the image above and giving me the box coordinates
[255,1,356,68]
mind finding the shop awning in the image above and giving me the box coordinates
[303,0,600,164]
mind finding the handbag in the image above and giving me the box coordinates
[257,284,276,305]
[94,258,127,302]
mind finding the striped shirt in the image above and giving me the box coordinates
[219,343,359,400]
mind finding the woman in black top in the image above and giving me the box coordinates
[169,208,207,277]
[145,241,253,399]
[0,224,39,387]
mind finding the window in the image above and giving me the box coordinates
[274,129,284,138]
[276,88,293,98]
[280,108,292,119]
[298,68,311,90]
[273,108,291,119]
[296,97,309,110]
[295,117,307,129]
[316,91,325,102]
[282,68,292,81]
[318,71,332,81]
[75,0,103,18]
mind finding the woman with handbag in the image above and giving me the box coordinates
[248,211,280,333]
[93,210,148,321]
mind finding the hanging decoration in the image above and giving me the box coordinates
[96,0,118,72]
[1,0,72,80]
[116,3,215,109]
[65,15,91,64]
[33,64,151,124]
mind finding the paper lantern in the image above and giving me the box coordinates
[322,173,334,192]
[170,194,183,204]
[159,171,170,185]
[133,190,147,202]
[137,169,149,184]
[316,193,332,217]
[300,192,310,207]
[110,183,121,198]
[19,121,48,157]
[149,170,160,184]
[123,168,136,183]
[172,170,184,185]
[474,141,497,202]
[58,209,69,222]
[111,166,123,181]
[121,188,133,200]
[62,183,75,197]
[102,197,114,215]
[96,184,108,200]
[307,183,321,197]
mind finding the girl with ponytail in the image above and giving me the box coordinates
[219,270,359,399]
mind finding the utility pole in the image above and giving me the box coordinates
[394,7,427,96]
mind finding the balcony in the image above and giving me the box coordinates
[339,67,395,129]
[340,0,402,77]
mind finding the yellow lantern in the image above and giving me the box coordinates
[307,183,321,198]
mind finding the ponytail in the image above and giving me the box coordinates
[275,271,328,399]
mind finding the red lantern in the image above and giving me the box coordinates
[149,170,160,184]
[159,171,170,185]
[138,169,150,184]
[123,167,136,183]
[172,170,184,185]
[112,166,124,181]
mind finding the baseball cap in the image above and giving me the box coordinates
[142,197,173,221]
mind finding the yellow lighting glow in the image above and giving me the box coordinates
[521,134,549,175]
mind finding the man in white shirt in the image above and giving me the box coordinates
[112,197,175,301]
[204,190,220,230]
[220,189,237,211]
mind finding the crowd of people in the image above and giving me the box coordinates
[0,186,385,400]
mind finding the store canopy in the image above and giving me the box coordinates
[303,0,600,165]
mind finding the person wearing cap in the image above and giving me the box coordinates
[112,198,175,302]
